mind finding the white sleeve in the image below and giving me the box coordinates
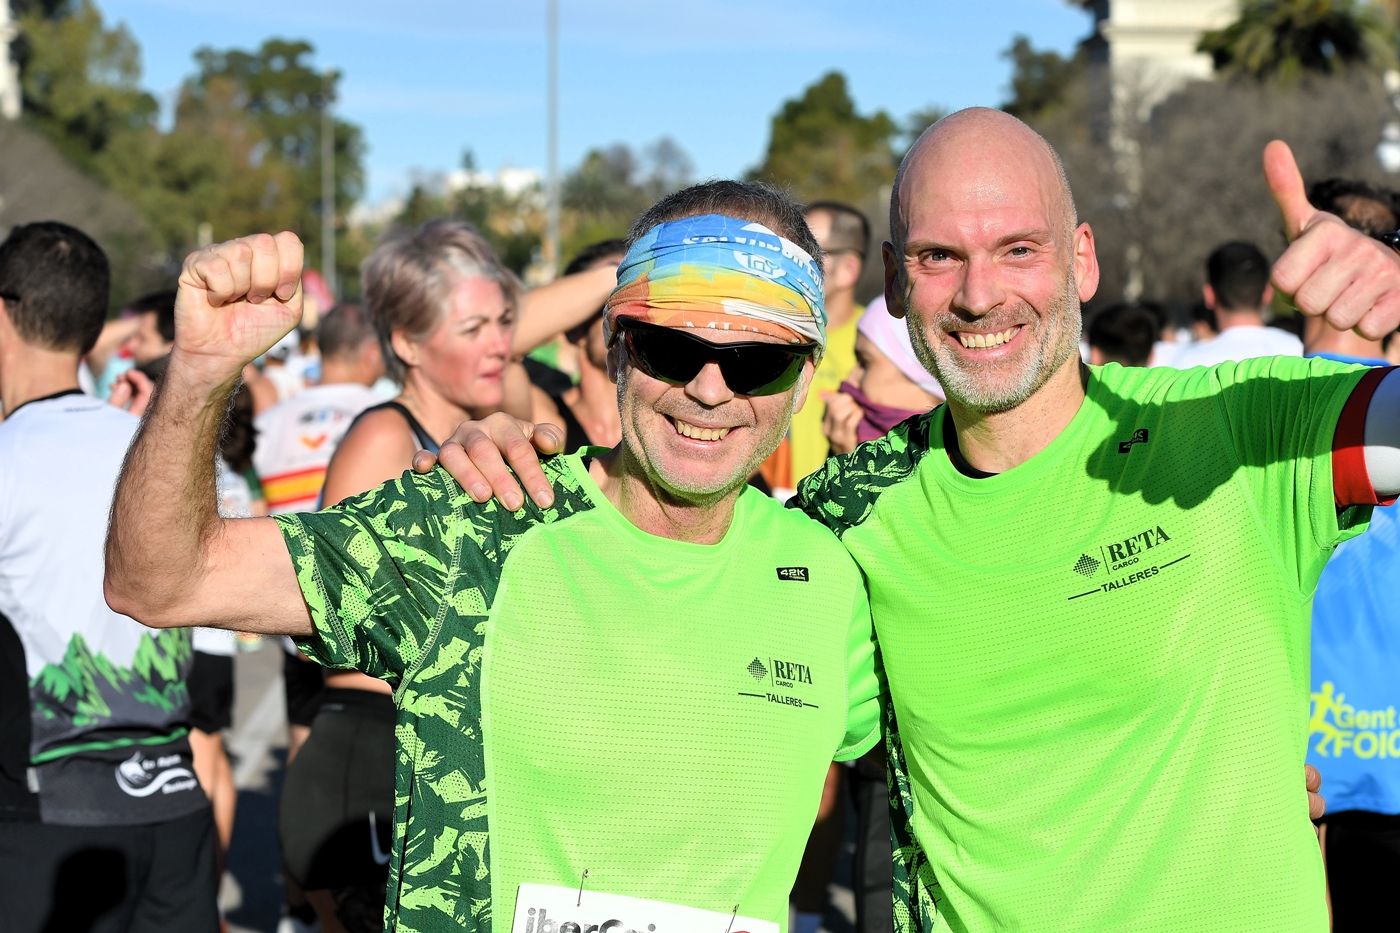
[1365,367,1400,497]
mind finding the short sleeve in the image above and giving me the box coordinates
[1208,356,1373,588]
[789,413,936,538]
[835,580,880,761]
[274,469,457,686]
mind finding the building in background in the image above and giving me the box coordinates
[1079,0,1239,119]
[1075,1,1240,299]
[1,1,19,120]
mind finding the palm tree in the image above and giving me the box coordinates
[1199,0,1398,81]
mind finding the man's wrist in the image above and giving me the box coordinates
[165,347,248,397]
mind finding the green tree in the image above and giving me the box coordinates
[560,137,693,258]
[748,71,897,205]
[1001,36,1087,121]
[14,0,158,166]
[184,39,366,284]
[1199,0,1398,81]
[388,156,547,277]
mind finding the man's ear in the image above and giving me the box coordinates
[606,338,625,383]
[789,358,817,415]
[882,241,907,320]
[1202,283,1217,311]
[1072,222,1100,304]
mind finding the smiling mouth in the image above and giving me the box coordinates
[955,326,1021,349]
[671,417,731,441]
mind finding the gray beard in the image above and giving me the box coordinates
[904,273,1081,414]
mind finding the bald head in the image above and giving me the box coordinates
[891,108,1077,253]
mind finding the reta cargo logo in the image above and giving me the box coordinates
[1072,525,1172,577]
[738,656,818,710]
[1067,524,1189,601]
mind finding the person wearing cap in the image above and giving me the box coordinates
[104,181,881,933]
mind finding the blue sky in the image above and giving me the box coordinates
[104,1,1094,206]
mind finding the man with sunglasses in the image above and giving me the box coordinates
[104,183,883,933]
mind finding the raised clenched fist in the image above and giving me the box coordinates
[173,231,305,384]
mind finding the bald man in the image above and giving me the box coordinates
[791,108,1400,931]
[443,108,1400,931]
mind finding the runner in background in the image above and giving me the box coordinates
[762,202,870,499]
[1,222,216,933]
[255,304,385,516]
[1301,175,1400,932]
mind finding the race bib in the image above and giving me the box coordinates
[512,883,778,933]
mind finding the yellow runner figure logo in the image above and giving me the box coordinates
[1309,681,1400,759]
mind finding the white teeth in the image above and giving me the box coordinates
[674,419,730,441]
[957,327,1018,349]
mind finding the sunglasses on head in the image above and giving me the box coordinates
[616,317,818,396]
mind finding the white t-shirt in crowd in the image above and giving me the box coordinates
[1169,325,1303,369]
[252,382,382,514]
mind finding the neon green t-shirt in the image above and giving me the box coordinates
[794,356,1372,932]
[276,453,880,933]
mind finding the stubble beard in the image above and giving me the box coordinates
[904,270,1082,415]
[614,367,796,504]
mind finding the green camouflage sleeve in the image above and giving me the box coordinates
[787,415,943,930]
[275,467,462,686]
[789,412,936,537]
[887,695,943,933]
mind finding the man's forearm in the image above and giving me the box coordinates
[105,358,237,623]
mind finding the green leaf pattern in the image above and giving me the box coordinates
[276,461,595,933]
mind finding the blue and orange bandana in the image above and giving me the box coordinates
[603,214,826,349]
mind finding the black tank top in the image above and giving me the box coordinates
[550,393,593,454]
[351,401,440,454]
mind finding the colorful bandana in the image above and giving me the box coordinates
[604,214,826,348]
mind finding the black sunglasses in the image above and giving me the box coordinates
[616,318,818,396]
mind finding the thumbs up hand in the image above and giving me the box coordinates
[1266,140,1400,340]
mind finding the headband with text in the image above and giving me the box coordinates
[604,213,826,348]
